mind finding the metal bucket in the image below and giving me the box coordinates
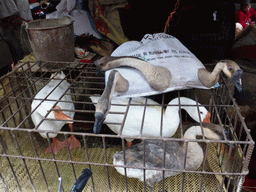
[26,16,75,66]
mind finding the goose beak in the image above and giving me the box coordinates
[95,67,102,76]
[222,129,235,148]
[202,112,211,123]
[231,69,243,92]
[223,129,230,140]
[70,168,92,192]
[93,112,105,134]
[94,60,98,66]
[94,60,102,75]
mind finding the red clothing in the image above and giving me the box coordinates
[235,8,256,28]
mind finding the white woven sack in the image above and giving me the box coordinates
[107,33,212,98]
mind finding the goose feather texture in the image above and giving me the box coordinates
[31,71,74,138]
[113,123,225,187]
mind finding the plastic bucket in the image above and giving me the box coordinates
[26,16,75,66]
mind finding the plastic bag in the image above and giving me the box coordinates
[47,0,102,38]
[107,33,210,98]
[70,9,102,37]
[56,0,76,12]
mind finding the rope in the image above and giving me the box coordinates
[164,0,180,34]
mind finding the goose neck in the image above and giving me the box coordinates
[110,57,146,71]
[102,72,118,100]
[184,125,203,139]
[166,98,195,118]
[164,104,180,121]
[183,126,204,170]
[184,141,203,170]
[211,62,225,77]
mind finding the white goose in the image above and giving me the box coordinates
[31,71,81,154]
[90,95,211,148]
[113,122,227,188]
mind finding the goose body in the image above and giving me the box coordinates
[96,57,243,96]
[90,96,211,145]
[31,71,80,154]
[113,123,226,187]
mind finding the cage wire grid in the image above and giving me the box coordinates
[0,61,254,192]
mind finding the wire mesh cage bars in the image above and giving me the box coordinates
[0,61,254,192]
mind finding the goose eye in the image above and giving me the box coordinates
[228,66,233,71]
[200,111,203,114]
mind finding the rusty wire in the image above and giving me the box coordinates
[0,61,254,192]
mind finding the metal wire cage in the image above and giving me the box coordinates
[0,61,254,192]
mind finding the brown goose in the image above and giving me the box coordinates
[95,56,172,91]
[113,123,227,188]
[198,60,243,91]
[96,57,243,91]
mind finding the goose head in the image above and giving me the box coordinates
[221,60,243,91]
[95,56,119,73]
[198,60,243,91]
[93,70,129,134]
[173,97,211,123]
[185,122,227,140]
[189,108,211,123]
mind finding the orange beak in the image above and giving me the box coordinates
[202,112,211,123]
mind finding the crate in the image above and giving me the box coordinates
[0,61,254,192]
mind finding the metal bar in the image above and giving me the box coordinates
[1,155,22,191]
[0,151,249,176]
[0,126,252,146]
[219,176,225,192]
[0,171,8,192]
[0,134,22,192]
[102,137,111,192]
[162,140,166,192]
[121,138,128,192]
[0,67,50,114]
[0,75,53,128]
[28,131,50,192]
[142,139,146,192]
[82,135,96,192]
[10,130,36,191]
[45,132,62,190]
[64,133,77,181]
[119,98,132,136]
[0,61,254,192]
[142,98,149,136]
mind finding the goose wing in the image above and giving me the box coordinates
[115,140,184,170]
